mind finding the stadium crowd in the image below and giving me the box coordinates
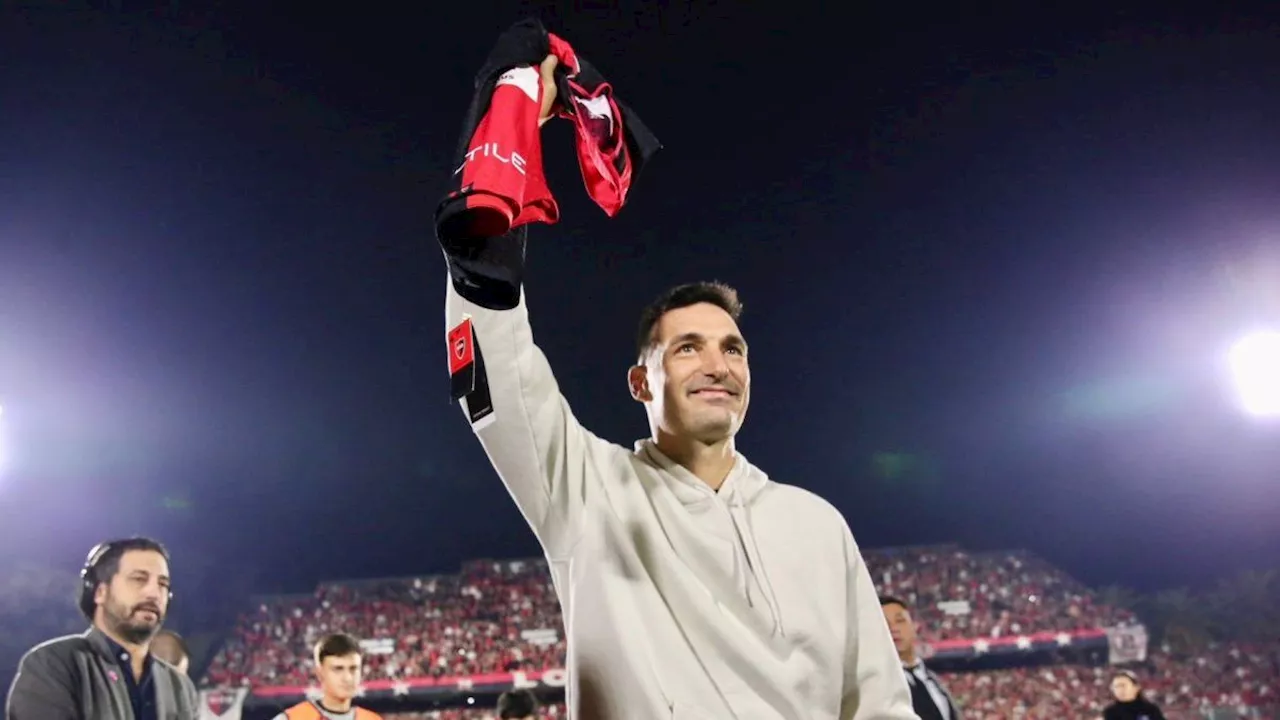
[941,641,1278,719]
[201,547,1278,719]
[205,559,562,688]
[368,642,1280,720]
[866,546,1140,641]
[206,546,1139,688]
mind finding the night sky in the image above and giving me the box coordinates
[1,2,1277,612]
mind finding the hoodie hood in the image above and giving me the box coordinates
[633,439,770,505]
[634,440,785,636]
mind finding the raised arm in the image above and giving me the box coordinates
[444,251,599,555]
[839,525,920,720]
[436,50,646,556]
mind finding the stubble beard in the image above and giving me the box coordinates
[104,597,162,645]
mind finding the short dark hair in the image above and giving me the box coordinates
[1112,670,1140,685]
[879,595,910,612]
[79,537,170,620]
[494,686,540,712]
[313,633,362,664]
[635,281,743,361]
[497,689,539,719]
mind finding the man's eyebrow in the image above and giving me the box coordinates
[668,332,747,346]
[667,332,704,346]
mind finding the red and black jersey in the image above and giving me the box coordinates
[435,18,661,249]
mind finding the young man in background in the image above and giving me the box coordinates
[274,633,381,720]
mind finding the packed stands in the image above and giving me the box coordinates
[205,559,563,688]
[865,545,1140,641]
[200,546,1279,719]
[206,546,1133,687]
[942,643,1279,719]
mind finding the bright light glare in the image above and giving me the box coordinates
[1228,330,1280,417]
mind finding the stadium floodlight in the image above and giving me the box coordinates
[1228,330,1280,417]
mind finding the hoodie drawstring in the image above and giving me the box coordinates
[635,440,786,637]
[727,493,786,638]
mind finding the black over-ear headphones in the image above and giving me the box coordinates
[78,539,174,620]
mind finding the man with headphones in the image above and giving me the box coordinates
[6,536,199,719]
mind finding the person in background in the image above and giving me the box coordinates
[150,629,190,676]
[273,633,382,720]
[497,689,540,719]
[881,596,960,720]
[1103,670,1167,720]
[6,536,198,720]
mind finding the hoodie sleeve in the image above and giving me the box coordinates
[839,524,920,720]
[445,274,599,557]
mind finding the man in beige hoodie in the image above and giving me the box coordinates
[441,54,917,720]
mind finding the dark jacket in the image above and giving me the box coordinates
[6,627,198,720]
[904,664,962,720]
[1103,697,1167,720]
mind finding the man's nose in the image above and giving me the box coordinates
[699,348,730,375]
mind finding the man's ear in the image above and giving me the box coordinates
[628,365,652,402]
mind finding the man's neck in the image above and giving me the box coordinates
[900,650,919,668]
[320,695,353,713]
[654,434,736,490]
[95,621,149,677]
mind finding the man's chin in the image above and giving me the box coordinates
[118,623,159,645]
[688,418,740,443]
[127,614,163,631]
[132,613,162,628]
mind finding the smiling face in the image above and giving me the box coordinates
[630,301,750,444]
[95,549,170,645]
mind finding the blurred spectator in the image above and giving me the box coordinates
[881,596,960,720]
[1102,670,1167,720]
[152,629,190,675]
[272,632,382,720]
[497,689,539,719]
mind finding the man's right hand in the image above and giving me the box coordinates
[538,54,559,127]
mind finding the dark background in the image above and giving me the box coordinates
[1,1,1277,626]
